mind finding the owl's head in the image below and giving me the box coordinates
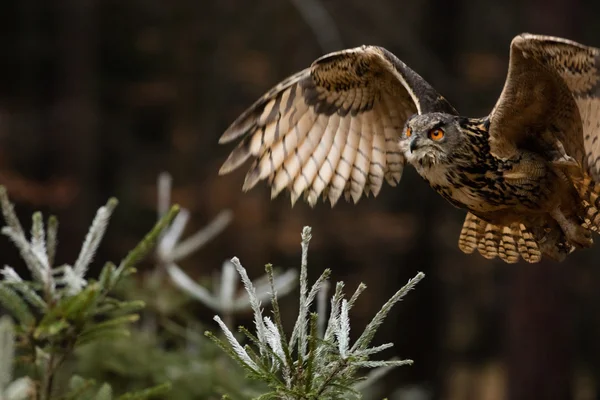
[400,112,465,167]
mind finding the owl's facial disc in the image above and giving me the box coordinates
[400,113,459,167]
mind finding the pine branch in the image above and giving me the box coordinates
[208,226,425,399]
[0,187,181,400]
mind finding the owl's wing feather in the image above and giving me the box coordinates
[489,33,600,180]
[219,45,457,207]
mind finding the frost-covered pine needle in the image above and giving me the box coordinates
[157,209,190,260]
[0,189,55,296]
[45,216,58,268]
[336,299,350,359]
[213,316,258,371]
[304,270,329,312]
[263,317,286,365]
[73,198,118,281]
[1,227,52,293]
[323,282,345,343]
[0,267,21,284]
[231,257,267,346]
[352,272,425,353]
[30,213,47,270]
[169,210,233,263]
[62,265,88,296]
[0,267,46,312]
[348,283,367,309]
[165,263,220,310]
[354,342,394,357]
[0,188,24,239]
[290,226,312,355]
[353,360,413,368]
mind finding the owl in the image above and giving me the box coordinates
[217,33,600,264]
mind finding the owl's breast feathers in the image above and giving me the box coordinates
[419,119,556,216]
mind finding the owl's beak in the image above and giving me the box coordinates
[409,138,421,153]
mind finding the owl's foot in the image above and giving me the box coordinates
[551,208,593,249]
[535,224,574,262]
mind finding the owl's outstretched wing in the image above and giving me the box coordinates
[488,33,600,179]
[219,45,457,207]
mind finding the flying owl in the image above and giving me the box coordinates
[217,33,600,264]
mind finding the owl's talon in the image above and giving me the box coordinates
[551,208,594,249]
[569,227,593,248]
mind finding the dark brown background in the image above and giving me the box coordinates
[2,0,600,398]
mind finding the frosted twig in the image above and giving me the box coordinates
[336,299,350,358]
[354,342,394,357]
[165,263,220,310]
[290,227,311,354]
[323,282,344,343]
[231,257,267,346]
[213,316,259,371]
[263,317,286,365]
[353,359,413,368]
[73,198,118,280]
[1,227,53,296]
[157,209,190,260]
[62,266,87,296]
[30,213,46,269]
[0,267,21,284]
[0,188,24,238]
[1,267,46,311]
[45,216,58,268]
[168,210,233,263]
[352,272,425,352]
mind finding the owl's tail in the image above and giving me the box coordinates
[458,212,542,263]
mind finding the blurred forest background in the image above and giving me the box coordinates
[2,0,600,399]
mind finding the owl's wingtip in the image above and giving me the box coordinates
[242,168,261,192]
[219,125,245,144]
[217,164,229,176]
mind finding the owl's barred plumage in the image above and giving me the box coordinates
[219,33,600,263]
[459,213,542,264]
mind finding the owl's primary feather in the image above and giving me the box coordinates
[219,33,600,263]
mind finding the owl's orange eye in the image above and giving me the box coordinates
[405,127,412,138]
[429,128,445,141]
